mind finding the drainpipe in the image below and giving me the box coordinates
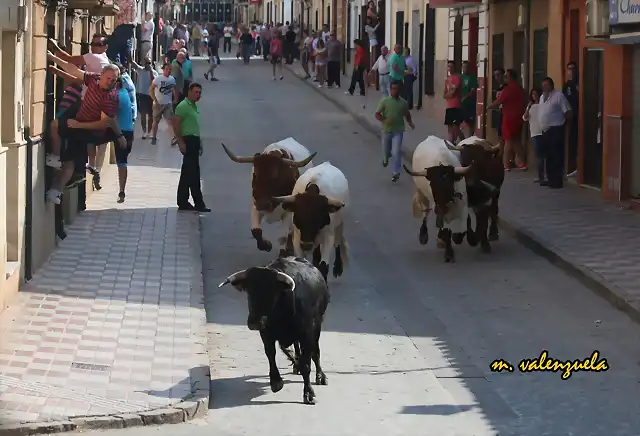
[523,0,531,91]
[22,0,34,281]
[482,0,490,138]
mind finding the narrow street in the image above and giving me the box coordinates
[70,58,640,436]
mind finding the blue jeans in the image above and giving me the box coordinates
[532,135,545,180]
[382,132,404,174]
[380,74,390,97]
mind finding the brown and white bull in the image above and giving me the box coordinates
[271,162,349,282]
[446,136,503,252]
[402,136,471,263]
[221,138,317,257]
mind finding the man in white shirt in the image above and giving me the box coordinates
[223,23,233,53]
[149,63,179,145]
[539,76,573,189]
[141,12,155,61]
[370,45,390,96]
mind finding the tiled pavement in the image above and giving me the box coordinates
[0,128,208,425]
[285,61,640,319]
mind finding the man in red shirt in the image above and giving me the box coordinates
[486,68,527,171]
[45,51,127,204]
[346,39,367,96]
[443,60,462,143]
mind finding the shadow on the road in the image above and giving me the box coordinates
[210,375,303,409]
[400,404,476,415]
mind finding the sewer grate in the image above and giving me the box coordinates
[71,362,111,372]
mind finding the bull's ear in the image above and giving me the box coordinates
[254,153,261,157]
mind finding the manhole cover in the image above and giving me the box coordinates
[71,362,111,372]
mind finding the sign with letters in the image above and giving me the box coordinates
[610,0,640,25]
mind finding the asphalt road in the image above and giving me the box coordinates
[77,57,640,436]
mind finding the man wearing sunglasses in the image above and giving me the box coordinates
[49,34,111,190]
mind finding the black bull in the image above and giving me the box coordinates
[218,257,330,405]
[450,140,505,253]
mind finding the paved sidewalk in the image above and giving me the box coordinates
[285,62,640,322]
[0,129,209,433]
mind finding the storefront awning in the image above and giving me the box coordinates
[609,31,640,43]
[67,0,120,16]
[429,0,482,7]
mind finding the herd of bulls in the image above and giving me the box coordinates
[217,135,504,405]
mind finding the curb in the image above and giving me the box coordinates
[284,64,640,325]
[0,387,210,436]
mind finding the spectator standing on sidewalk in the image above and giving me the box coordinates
[346,39,367,96]
[261,24,271,61]
[224,23,234,53]
[365,16,380,73]
[239,27,254,64]
[130,57,157,139]
[523,88,546,184]
[300,30,312,79]
[370,45,390,96]
[388,44,406,93]
[539,76,573,189]
[375,81,415,182]
[491,67,506,150]
[172,83,211,213]
[285,25,297,64]
[486,69,527,172]
[314,39,328,88]
[460,60,478,138]
[191,23,201,56]
[140,12,155,61]
[149,63,179,145]
[205,31,220,81]
[171,51,187,104]
[403,47,417,110]
[443,60,462,143]
[326,32,342,88]
[200,26,209,56]
[113,75,136,203]
[563,61,579,178]
[177,48,193,94]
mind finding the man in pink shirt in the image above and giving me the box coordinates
[443,60,462,142]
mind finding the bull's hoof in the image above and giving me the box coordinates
[481,241,492,253]
[292,366,300,375]
[316,372,328,386]
[419,222,428,245]
[278,248,288,258]
[318,262,329,282]
[270,377,284,393]
[488,231,499,241]
[452,232,465,245]
[257,239,273,252]
[303,388,316,405]
[467,231,478,247]
[436,239,446,249]
[332,262,343,278]
[444,252,455,263]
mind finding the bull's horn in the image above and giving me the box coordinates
[403,164,428,177]
[476,139,500,152]
[326,197,345,208]
[481,180,499,193]
[274,271,296,292]
[282,152,317,168]
[445,140,461,151]
[218,269,248,288]
[272,195,296,204]
[221,143,255,163]
[454,165,471,175]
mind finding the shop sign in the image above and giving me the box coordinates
[610,0,640,25]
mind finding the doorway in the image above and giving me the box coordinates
[453,14,462,68]
[512,30,525,85]
[582,48,603,189]
[411,10,420,98]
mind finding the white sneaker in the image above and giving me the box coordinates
[316,84,323,88]
[141,133,147,139]
[46,189,62,205]
[567,170,577,178]
[46,154,62,169]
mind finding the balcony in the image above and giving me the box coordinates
[66,0,120,15]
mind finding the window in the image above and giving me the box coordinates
[424,5,436,95]
[453,14,462,70]
[532,28,548,90]
[395,11,404,46]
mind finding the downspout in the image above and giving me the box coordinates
[521,0,531,157]
[22,0,34,281]
[482,0,490,138]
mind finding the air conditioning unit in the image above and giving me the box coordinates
[0,0,28,34]
[586,0,610,38]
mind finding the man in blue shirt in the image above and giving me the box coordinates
[114,66,137,203]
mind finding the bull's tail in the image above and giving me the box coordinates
[335,222,349,269]
[412,189,429,218]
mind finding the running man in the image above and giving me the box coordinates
[149,63,179,145]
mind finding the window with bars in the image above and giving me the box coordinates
[532,28,548,90]
[424,6,435,95]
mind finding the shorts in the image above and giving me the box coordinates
[501,117,524,141]
[369,39,378,46]
[114,131,134,167]
[271,55,282,64]
[494,111,503,137]
[137,94,152,115]
[153,103,173,121]
[59,125,118,163]
[444,107,461,126]
[460,105,476,125]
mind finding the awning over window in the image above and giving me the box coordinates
[429,0,482,7]
[67,0,120,16]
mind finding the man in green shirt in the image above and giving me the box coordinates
[388,44,407,91]
[460,60,479,138]
[375,81,415,182]
[172,83,211,213]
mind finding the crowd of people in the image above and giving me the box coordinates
[44,31,210,212]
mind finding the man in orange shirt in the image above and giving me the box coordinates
[346,39,367,96]
[443,60,462,143]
